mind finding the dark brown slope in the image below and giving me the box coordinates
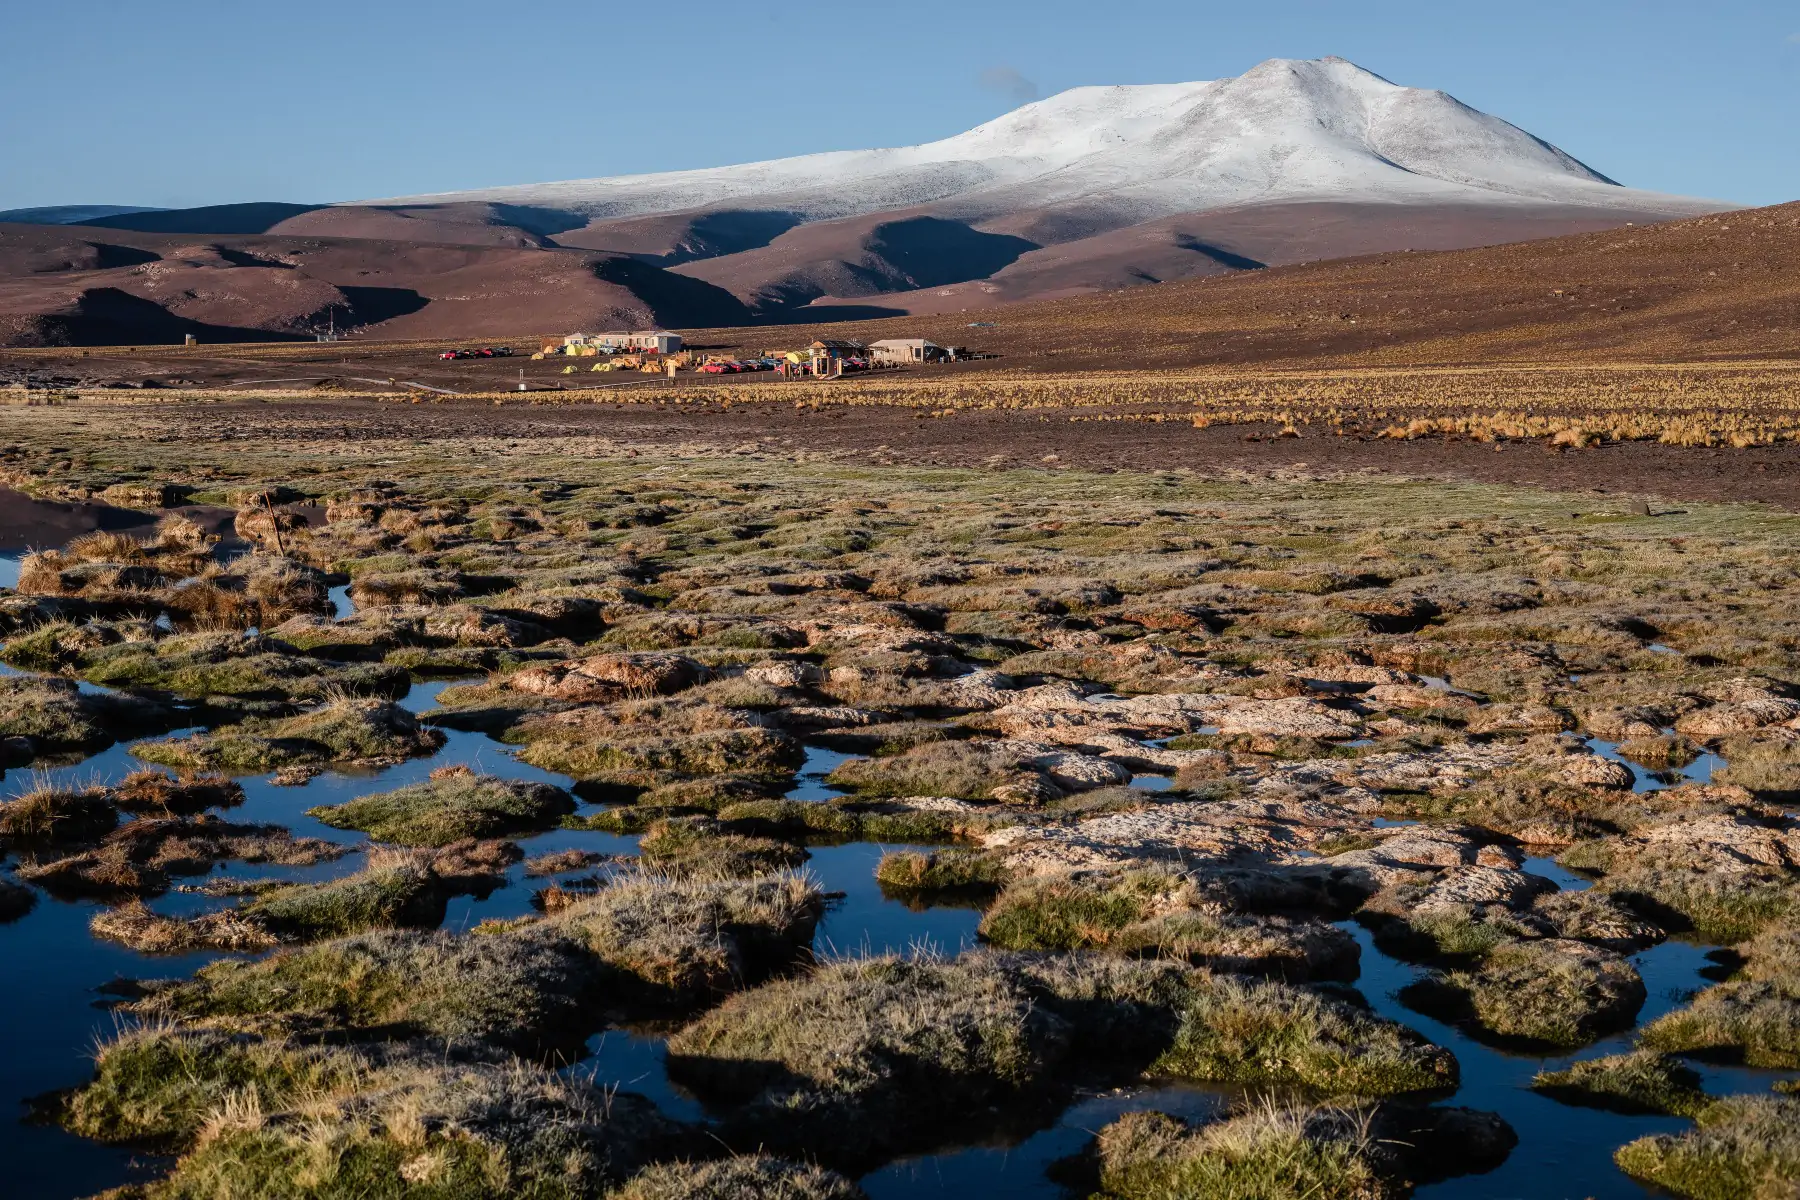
[819,200,1704,314]
[267,202,591,248]
[664,211,1036,315]
[0,224,750,346]
[683,200,1800,367]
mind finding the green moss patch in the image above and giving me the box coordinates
[1616,1095,1800,1200]
[308,770,575,846]
[1531,1050,1710,1117]
[980,867,1358,981]
[1401,940,1645,1050]
[132,699,445,772]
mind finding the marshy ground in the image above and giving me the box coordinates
[0,393,1797,1199]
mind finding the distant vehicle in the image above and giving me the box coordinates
[439,349,473,360]
[699,362,732,374]
[492,347,514,357]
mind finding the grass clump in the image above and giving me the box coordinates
[607,1156,867,1200]
[54,1026,365,1147]
[1153,974,1458,1096]
[546,872,823,1004]
[827,740,1048,801]
[665,953,1073,1165]
[121,1056,683,1200]
[132,698,445,772]
[1401,940,1645,1050]
[1615,1095,1800,1200]
[0,784,117,843]
[23,813,344,901]
[666,949,1451,1166]
[0,673,169,755]
[243,854,451,940]
[74,630,408,702]
[1638,927,1800,1067]
[875,847,1012,896]
[143,927,609,1057]
[1090,1105,1383,1200]
[1598,866,1797,945]
[307,768,575,846]
[638,817,807,879]
[140,873,823,1051]
[1531,1050,1710,1116]
[519,728,801,786]
[1089,1100,1515,1200]
[979,866,1358,981]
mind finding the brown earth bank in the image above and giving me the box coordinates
[20,395,1798,512]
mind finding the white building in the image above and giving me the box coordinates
[564,331,683,354]
[867,337,946,365]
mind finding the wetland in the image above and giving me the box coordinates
[1,396,1798,1199]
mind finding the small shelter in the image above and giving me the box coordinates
[807,339,866,376]
[867,338,946,365]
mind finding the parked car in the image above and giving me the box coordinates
[492,347,514,357]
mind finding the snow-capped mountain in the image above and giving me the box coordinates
[378,57,1717,224]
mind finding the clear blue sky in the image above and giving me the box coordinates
[3,0,1796,210]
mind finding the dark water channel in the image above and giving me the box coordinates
[0,533,1793,1198]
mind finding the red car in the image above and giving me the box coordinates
[698,361,734,374]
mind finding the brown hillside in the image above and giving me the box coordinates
[687,201,1800,367]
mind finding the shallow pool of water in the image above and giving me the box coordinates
[1584,735,1725,793]
[0,489,239,557]
[0,653,1789,1199]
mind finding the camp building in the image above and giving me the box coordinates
[867,338,947,365]
[564,331,683,354]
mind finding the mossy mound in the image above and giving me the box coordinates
[875,847,1012,896]
[1401,940,1645,1050]
[142,874,824,1055]
[667,951,1453,1167]
[1152,973,1459,1096]
[117,1054,683,1200]
[1090,1102,1514,1200]
[1616,1095,1800,1200]
[519,727,802,786]
[666,953,1078,1165]
[1531,1050,1710,1117]
[826,740,1050,801]
[715,797,1013,844]
[308,770,576,846]
[1598,866,1797,945]
[545,873,823,1004]
[51,628,407,702]
[607,1156,867,1200]
[145,926,610,1057]
[132,699,445,772]
[638,817,807,880]
[1639,927,1800,1067]
[54,1027,366,1148]
[244,857,451,940]
[979,866,1358,981]
[0,673,170,755]
[0,784,118,844]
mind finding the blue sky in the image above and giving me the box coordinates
[3,0,1796,210]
